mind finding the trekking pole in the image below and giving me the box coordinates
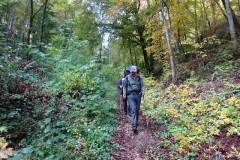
[119,89,123,123]
[142,95,149,127]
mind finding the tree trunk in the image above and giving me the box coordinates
[224,0,237,43]
[129,43,134,65]
[19,0,30,42]
[194,0,201,43]
[166,3,180,54]
[5,4,14,47]
[160,0,177,84]
[215,0,228,20]
[147,0,150,6]
[137,25,151,73]
[27,0,33,46]
[221,0,240,36]
[238,0,240,11]
[17,0,30,56]
[39,0,48,51]
[149,52,154,72]
[210,1,216,25]
[27,0,33,59]
[201,0,211,30]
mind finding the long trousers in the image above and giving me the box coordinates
[127,92,142,129]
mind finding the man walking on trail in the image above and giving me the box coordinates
[123,65,145,133]
[117,75,130,115]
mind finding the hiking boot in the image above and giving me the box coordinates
[132,128,137,133]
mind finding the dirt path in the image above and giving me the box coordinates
[110,95,166,160]
[110,95,240,160]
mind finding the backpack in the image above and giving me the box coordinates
[124,65,133,77]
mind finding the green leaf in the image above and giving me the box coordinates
[7,151,23,160]
[22,146,34,154]
[46,137,54,144]
[44,126,51,133]
[44,110,52,116]
[45,155,54,160]
[0,114,7,119]
[0,126,7,133]
[56,121,66,126]
[45,118,51,124]
[58,134,66,139]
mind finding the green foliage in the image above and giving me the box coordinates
[1,28,119,159]
[142,54,240,158]
[0,51,43,147]
[10,36,117,159]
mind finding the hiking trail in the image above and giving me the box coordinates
[110,94,169,160]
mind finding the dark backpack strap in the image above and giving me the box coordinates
[126,75,129,90]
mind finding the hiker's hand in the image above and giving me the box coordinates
[123,95,126,99]
[120,85,122,88]
[141,91,145,96]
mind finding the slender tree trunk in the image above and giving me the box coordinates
[5,4,13,46]
[137,25,151,73]
[210,1,216,25]
[224,0,237,43]
[19,1,29,42]
[149,52,154,71]
[16,0,30,56]
[147,0,150,6]
[160,0,177,84]
[27,0,33,46]
[238,0,240,11]
[166,3,180,54]
[129,43,134,65]
[194,0,201,43]
[39,0,48,51]
[26,0,44,58]
[221,0,240,35]
[214,0,228,20]
[201,0,211,30]
[27,0,33,59]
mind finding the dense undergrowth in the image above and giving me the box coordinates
[0,35,120,159]
[1,35,240,159]
[142,43,240,159]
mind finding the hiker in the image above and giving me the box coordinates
[117,75,130,115]
[123,65,145,133]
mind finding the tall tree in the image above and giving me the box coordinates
[221,0,240,35]
[27,0,33,48]
[18,0,30,44]
[5,3,14,48]
[160,0,177,84]
[39,0,49,51]
[72,0,102,55]
[224,0,237,42]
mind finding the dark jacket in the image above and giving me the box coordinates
[117,76,125,95]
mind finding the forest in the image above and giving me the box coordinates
[0,0,239,159]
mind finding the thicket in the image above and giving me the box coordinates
[0,33,120,159]
[142,41,240,159]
